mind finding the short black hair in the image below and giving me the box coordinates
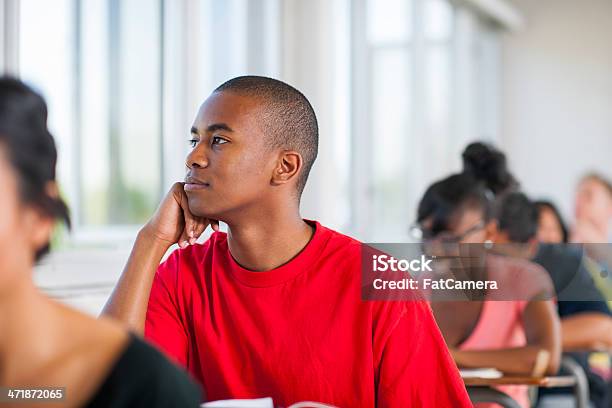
[534,200,569,243]
[496,192,538,243]
[214,76,318,197]
[0,77,71,261]
[417,172,493,235]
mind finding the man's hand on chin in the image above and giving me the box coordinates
[143,182,219,249]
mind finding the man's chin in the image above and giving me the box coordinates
[186,200,220,220]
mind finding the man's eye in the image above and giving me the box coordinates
[189,139,198,148]
[211,136,228,145]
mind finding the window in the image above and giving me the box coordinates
[19,0,76,213]
[16,0,281,247]
[19,0,163,244]
[13,0,500,247]
[81,0,163,227]
[367,0,414,241]
[351,0,501,241]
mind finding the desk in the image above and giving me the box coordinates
[463,376,576,408]
[463,376,576,387]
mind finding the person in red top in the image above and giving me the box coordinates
[103,76,472,407]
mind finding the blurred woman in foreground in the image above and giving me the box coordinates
[0,78,200,407]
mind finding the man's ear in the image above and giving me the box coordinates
[271,150,302,186]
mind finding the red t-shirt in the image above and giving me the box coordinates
[145,221,471,407]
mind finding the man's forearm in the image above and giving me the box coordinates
[101,228,171,333]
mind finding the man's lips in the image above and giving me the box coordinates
[184,183,209,191]
[184,177,210,191]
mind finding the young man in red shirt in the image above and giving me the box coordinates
[103,76,471,407]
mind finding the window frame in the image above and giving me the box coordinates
[0,0,20,74]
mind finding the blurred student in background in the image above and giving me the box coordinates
[462,142,610,407]
[415,167,560,408]
[496,193,611,347]
[462,142,611,318]
[463,143,611,350]
[572,173,612,244]
[571,173,612,311]
[535,197,612,311]
[534,200,568,244]
[493,192,611,408]
[0,78,201,407]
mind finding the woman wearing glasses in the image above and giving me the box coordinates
[0,78,200,407]
[413,169,560,407]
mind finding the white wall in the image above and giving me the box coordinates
[500,0,612,220]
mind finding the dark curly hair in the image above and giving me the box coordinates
[462,141,519,196]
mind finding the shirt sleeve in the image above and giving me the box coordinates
[145,251,189,367]
[375,301,473,407]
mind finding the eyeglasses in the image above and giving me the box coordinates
[409,220,486,243]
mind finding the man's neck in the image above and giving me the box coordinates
[226,212,314,272]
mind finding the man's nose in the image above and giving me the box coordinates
[186,146,209,169]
